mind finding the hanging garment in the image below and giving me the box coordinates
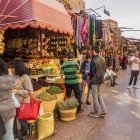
[81,16,86,43]
[90,16,96,44]
[96,20,103,39]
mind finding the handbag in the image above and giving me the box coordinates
[16,94,41,120]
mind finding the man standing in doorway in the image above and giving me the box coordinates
[61,52,83,113]
[128,51,140,89]
[89,46,107,118]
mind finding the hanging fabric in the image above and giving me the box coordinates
[95,20,103,39]
[81,16,87,44]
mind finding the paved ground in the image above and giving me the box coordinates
[32,68,140,140]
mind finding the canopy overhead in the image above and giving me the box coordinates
[0,0,73,35]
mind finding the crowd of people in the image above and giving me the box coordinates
[1,44,138,140]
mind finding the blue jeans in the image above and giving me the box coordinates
[2,118,14,140]
[91,84,106,115]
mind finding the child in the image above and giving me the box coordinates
[80,54,91,105]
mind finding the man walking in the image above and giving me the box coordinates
[61,52,83,113]
[89,46,107,118]
[128,51,140,89]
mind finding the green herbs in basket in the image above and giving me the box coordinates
[58,98,79,110]
[37,92,57,101]
[46,85,63,94]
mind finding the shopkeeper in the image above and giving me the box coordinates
[61,52,83,113]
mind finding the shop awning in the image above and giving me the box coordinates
[0,0,73,35]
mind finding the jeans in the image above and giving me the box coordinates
[65,83,82,111]
[91,84,106,115]
[2,118,14,140]
[129,70,139,86]
[109,75,117,85]
[13,118,28,137]
[81,79,91,101]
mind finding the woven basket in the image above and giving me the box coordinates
[56,92,65,104]
[59,108,77,121]
[42,87,48,92]
[42,99,57,113]
[33,88,43,99]
[37,113,54,140]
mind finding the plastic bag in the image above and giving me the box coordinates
[12,93,20,108]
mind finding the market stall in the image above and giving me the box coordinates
[0,0,76,87]
[0,0,83,139]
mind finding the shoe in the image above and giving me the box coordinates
[14,138,19,140]
[89,113,99,118]
[127,86,131,89]
[77,109,84,114]
[86,100,91,105]
[14,135,19,140]
[111,84,115,87]
[133,86,139,89]
[21,136,27,140]
[114,83,118,85]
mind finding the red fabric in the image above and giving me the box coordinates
[0,0,73,35]
[16,97,40,120]
[81,17,86,43]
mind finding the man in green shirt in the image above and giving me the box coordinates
[61,52,82,113]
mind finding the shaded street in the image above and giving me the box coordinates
[47,68,140,140]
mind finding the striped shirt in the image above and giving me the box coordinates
[61,60,79,84]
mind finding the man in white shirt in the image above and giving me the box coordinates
[128,51,140,89]
[104,66,117,87]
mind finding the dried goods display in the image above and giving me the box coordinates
[0,30,5,55]
[31,79,42,91]
[46,85,63,95]
[58,98,79,110]
[37,92,57,101]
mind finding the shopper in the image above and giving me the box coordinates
[12,59,33,140]
[89,46,107,118]
[61,52,83,113]
[121,54,128,70]
[104,66,118,87]
[0,58,16,140]
[128,51,140,89]
[80,54,91,105]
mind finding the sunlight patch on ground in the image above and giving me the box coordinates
[131,111,140,119]
[111,90,119,93]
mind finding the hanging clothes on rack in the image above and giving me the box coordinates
[96,20,103,39]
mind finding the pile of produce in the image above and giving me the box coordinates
[31,79,42,91]
[0,30,5,55]
[37,92,57,101]
[38,79,49,87]
[46,85,63,94]
[58,98,79,110]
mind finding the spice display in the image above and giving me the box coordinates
[46,85,63,94]
[31,79,42,91]
[38,79,49,87]
[37,92,57,101]
[58,98,79,110]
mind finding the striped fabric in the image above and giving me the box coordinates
[0,0,73,35]
[61,60,79,84]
